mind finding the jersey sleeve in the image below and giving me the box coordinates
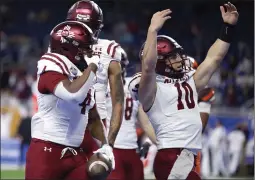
[105,41,122,61]
[37,53,71,75]
[128,73,142,101]
[38,72,67,94]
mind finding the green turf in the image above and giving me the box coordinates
[1,170,25,179]
[0,169,252,180]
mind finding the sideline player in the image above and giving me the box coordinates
[130,3,239,180]
[25,21,112,180]
[66,1,125,159]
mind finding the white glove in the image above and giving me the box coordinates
[85,55,100,68]
[93,144,115,170]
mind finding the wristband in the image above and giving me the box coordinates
[219,23,235,43]
[198,102,211,114]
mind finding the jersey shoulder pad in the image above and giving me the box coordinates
[38,53,82,78]
[94,39,122,62]
[128,72,142,101]
[37,53,71,75]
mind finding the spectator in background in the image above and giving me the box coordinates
[1,87,22,138]
[17,114,32,168]
[201,127,211,178]
[227,124,246,176]
[245,133,254,176]
[209,120,229,177]
[245,116,254,176]
[8,69,32,102]
[190,22,204,63]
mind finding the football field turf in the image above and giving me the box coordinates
[1,170,253,179]
[1,170,25,179]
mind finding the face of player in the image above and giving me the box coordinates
[165,53,183,72]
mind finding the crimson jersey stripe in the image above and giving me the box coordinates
[111,44,120,58]
[107,42,115,55]
[45,53,70,74]
[39,57,67,75]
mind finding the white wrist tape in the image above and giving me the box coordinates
[54,71,96,104]
[198,102,211,114]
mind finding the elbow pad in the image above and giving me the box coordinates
[198,102,211,114]
[54,71,96,104]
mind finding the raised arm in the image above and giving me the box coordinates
[138,9,172,111]
[194,2,239,90]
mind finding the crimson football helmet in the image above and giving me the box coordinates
[139,35,192,78]
[66,0,103,41]
[49,21,96,68]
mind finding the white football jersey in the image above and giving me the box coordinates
[92,39,123,120]
[32,52,95,147]
[128,71,202,151]
[106,78,139,149]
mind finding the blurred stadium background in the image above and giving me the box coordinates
[0,0,254,179]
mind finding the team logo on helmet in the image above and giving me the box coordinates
[56,25,75,43]
[77,14,91,22]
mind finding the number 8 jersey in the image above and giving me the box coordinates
[106,78,140,149]
[128,71,202,151]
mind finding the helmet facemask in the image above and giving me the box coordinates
[156,49,192,79]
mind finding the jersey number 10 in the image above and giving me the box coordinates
[174,82,195,110]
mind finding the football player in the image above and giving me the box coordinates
[130,72,216,177]
[129,3,239,180]
[66,1,125,166]
[25,21,112,180]
[130,58,216,177]
[105,50,156,180]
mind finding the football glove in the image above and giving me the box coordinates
[93,144,115,170]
